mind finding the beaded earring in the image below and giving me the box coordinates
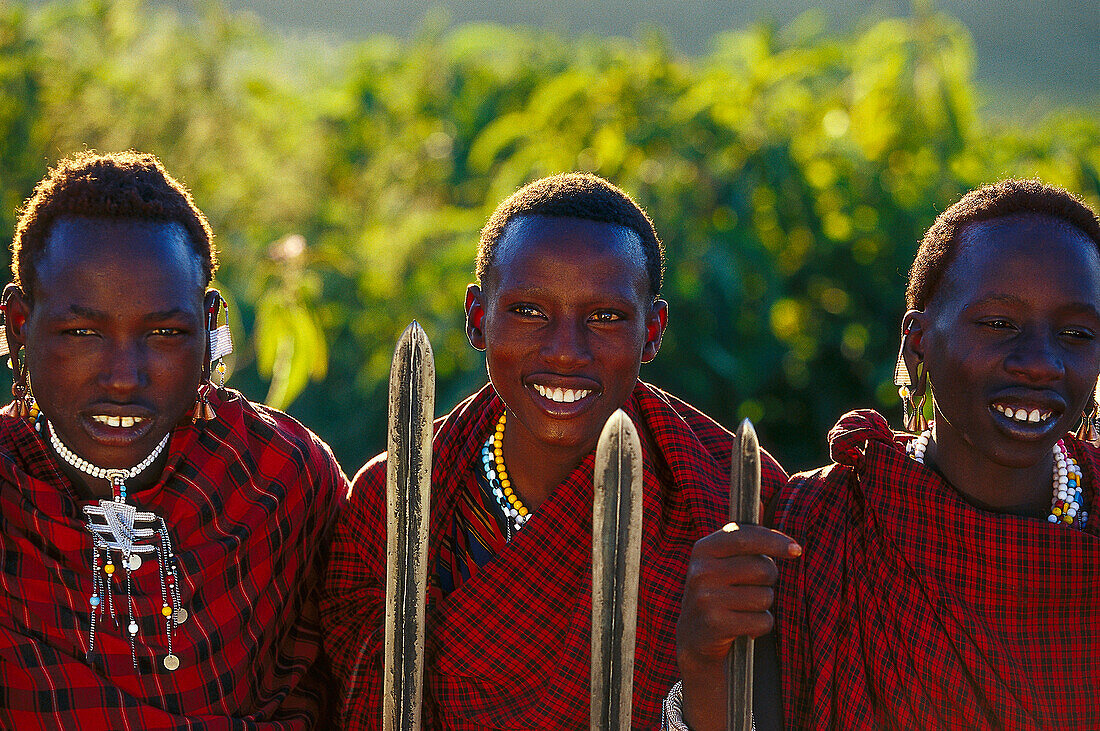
[894,342,929,433]
[195,293,233,422]
[0,303,34,419]
[1076,377,1100,445]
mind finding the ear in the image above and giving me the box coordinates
[202,288,221,380]
[641,298,668,364]
[465,284,486,352]
[3,284,30,353]
[900,309,926,375]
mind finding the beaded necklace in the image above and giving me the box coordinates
[907,426,1089,530]
[46,420,185,671]
[481,412,531,540]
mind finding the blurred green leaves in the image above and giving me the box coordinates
[0,1,1097,471]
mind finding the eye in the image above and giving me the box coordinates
[979,318,1015,330]
[510,304,545,319]
[63,328,97,337]
[590,310,624,323]
[1061,327,1096,341]
[150,327,186,337]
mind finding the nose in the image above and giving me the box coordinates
[1004,328,1064,383]
[540,318,593,371]
[99,339,148,396]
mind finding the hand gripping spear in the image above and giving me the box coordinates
[382,322,435,731]
[590,410,644,731]
[727,419,761,731]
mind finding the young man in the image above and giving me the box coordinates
[322,173,787,728]
[672,180,1100,729]
[0,151,347,728]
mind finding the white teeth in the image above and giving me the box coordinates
[534,384,591,403]
[994,404,1051,424]
[92,415,143,428]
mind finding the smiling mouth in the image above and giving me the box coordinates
[90,415,149,429]
[533,383,593,404]
[992,403,1055,425]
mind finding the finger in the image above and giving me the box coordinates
[690,584,774,614]
[692,524,801,560]
[686,608,775,642]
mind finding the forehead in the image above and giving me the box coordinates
[490,215,648,296]
[933,213,1100,310]
[34,216,204,305]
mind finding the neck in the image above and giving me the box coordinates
[500,417,596,513]
[46,424,170,502]
[923,429,1053,518]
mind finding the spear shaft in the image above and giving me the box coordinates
[727,419,761,731]
[590,410,644,731]
[382,322,435,731]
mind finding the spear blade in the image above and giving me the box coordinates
[383,322,435,731]
[727,419,761,731]
[591,409,644,731]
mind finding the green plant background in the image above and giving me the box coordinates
[2,0,1097,474]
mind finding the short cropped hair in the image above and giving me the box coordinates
[12,150,217,297]
[906,179,1100,310]
[476,173,664,298]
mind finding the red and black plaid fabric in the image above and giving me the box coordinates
[774,409,1100,729]
[0,387,347,730]
[322,381,786,730]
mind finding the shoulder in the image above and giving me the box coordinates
[637,382,788,487]
[207,389,350,502]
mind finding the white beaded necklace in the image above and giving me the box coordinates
[48,422,168,502]
[907,426,1089,530]
[45,420,185,671]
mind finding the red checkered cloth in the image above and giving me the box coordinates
[0,387,347,730]
[774,409,1100,729]
[322,381,787,730]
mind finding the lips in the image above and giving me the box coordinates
[80,406,156,447]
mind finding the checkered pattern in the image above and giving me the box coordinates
[322,381,785,729]
[0,387,347,729]
[774,409,1100,729]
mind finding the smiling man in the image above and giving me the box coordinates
[0,151,347,728]
[322,173,786,728]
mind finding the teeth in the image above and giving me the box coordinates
[91,415,143,428]
[534,384,592,403]
[994,404,1052,424]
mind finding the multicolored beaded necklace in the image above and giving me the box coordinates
[481,412,531,540]
[907,426,1089,530]
[46,420,186,671]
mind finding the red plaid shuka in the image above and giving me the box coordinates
[774,409,1100,729]
[322,381,786,730]
[0,388,347,730]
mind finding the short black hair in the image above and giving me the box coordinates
[907,179,1100,309]
[476,173,664,297]
[12,150,217,297]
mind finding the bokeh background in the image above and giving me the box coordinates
[2,0,1098,473]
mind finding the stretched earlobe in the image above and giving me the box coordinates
[466,284,486,352]
[641,299,668,364]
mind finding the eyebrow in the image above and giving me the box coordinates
[62,304,198,322]
[963,295,1100,318]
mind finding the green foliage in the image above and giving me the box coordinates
[1,0,1097,471]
